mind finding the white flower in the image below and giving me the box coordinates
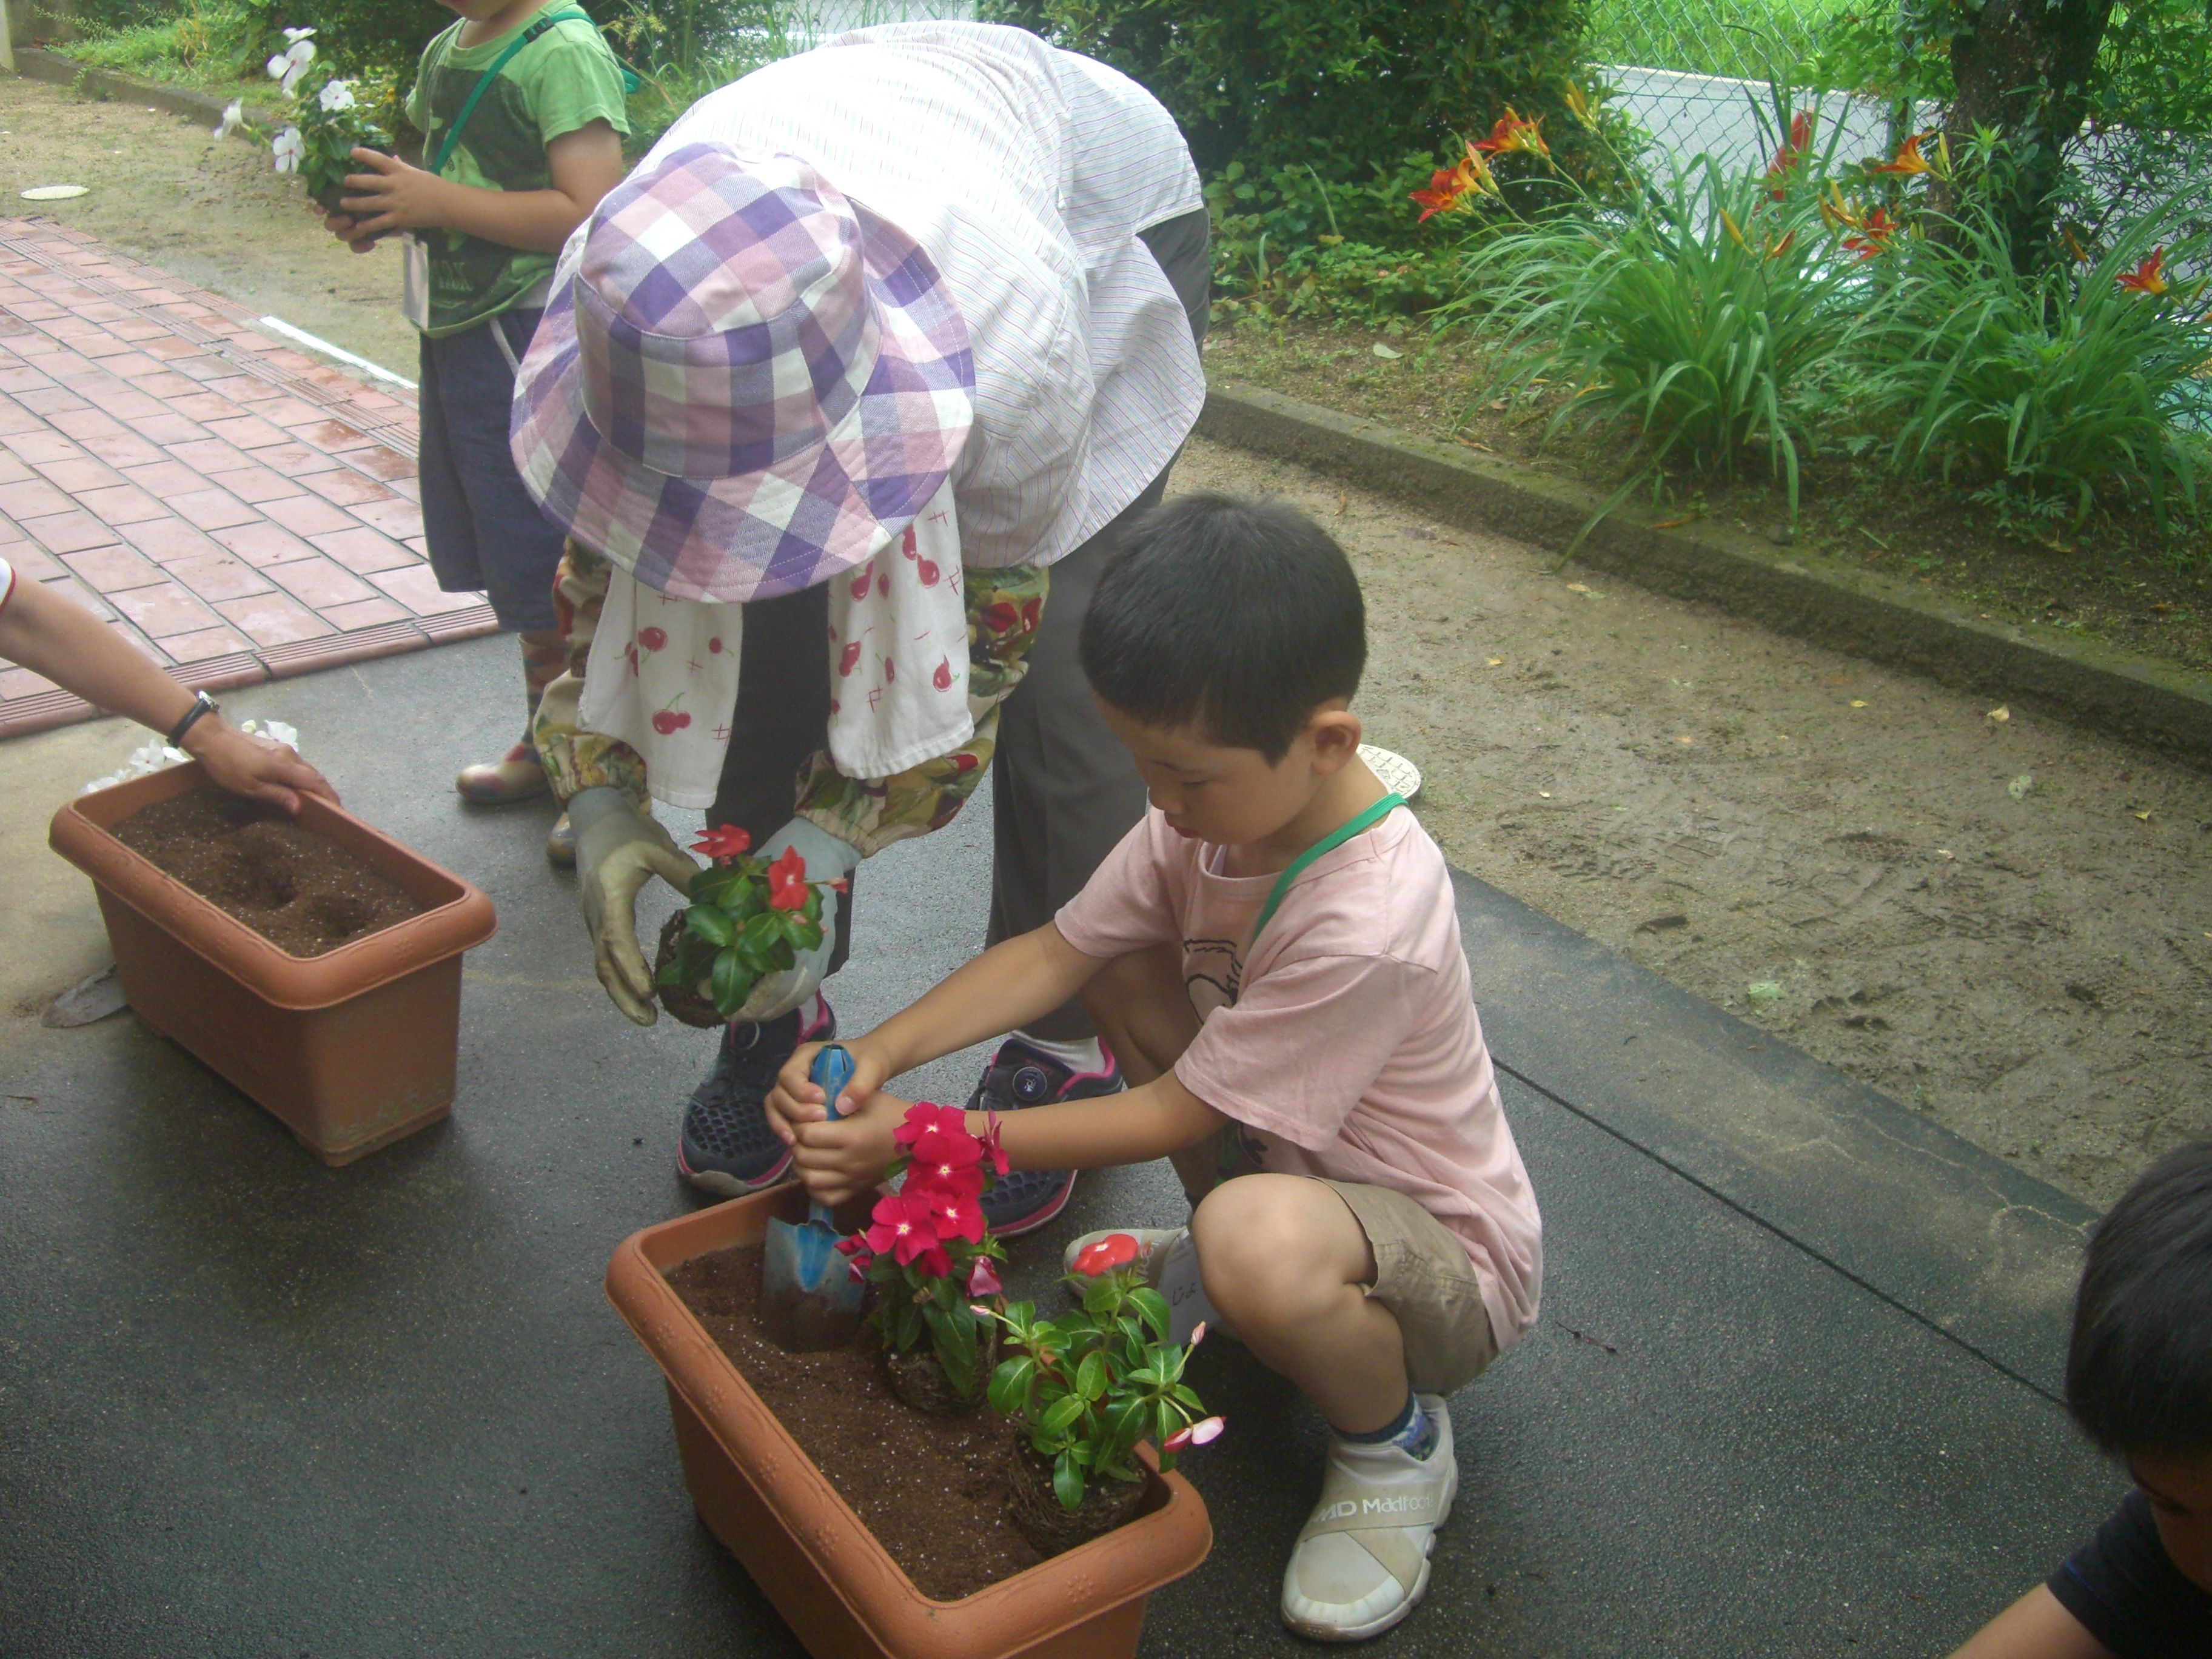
[212,99,243,139]
[266,37,316,95]
[282,25,315,43]
[318,79,355,113]
[272,126,303,174]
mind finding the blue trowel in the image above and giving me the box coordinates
[758,1044,868,1352]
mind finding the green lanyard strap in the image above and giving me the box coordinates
[1248,793,1406,949]
[428,7,598,177]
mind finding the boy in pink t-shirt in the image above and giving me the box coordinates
[767,494,1541,1643]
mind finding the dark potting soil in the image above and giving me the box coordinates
[112,791,426,957]
[666,1244,1048,1601]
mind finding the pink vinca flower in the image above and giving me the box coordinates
[967,1256,1002,1298]
[1164,1416,1225,1452]
[863,1191,942,1267]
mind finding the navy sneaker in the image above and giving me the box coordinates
[970,1037,1122,1236]
[675,996,835,1197]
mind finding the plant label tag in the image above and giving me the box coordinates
[400,233,431,332]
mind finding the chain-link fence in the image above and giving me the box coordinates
[1584,0,1900,173]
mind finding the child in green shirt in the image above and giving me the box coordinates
[325,0,629,863]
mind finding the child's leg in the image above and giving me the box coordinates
[429,308,566,807]
[1191,1176,1497,1642]
[1188,1175,1406,1430]
[1081,943,1228,1199]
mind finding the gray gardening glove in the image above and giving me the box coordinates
[571,785,700,1026]
[732,817,861,1022]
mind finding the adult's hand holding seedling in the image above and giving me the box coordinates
[570,785,699,1025]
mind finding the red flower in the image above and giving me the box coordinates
[893,1102,969,1151]
[690,824,752,863]
[911,1244,953,1279]
[1763,111,1813,198]
[927,1187,987,1245]
[967,1256,1002,1297]
[1469,107,1548,159]
[1842,206,1899,260]
[637,626,668,652]
[979,1113,1008,1178]
[765,844,809,910]
[863,1191,943,1267]
[1071,1233,1141,1277]
[2116,247,2168,295]
[1867,132,1932,176]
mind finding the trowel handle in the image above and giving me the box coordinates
[813,1044,856,1123]
[807,1044,856,1232]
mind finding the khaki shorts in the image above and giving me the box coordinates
[1188,1128,1498,1396]
[1316,1178,1500,1397]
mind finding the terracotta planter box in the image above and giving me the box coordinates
[605,1186,1215,1659]
[48,763,497,1165]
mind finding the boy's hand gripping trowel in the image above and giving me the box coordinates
[758,1043,868,1352]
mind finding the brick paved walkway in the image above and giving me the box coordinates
[0,218,497,739]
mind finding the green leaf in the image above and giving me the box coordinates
[1041,1393,1088,1436]
[1074,1349,1108,1401]
[1053,1450,1087,1512]
[989,1355,1035,1416]
[1127,1287,1171,1341]
[1082,1275,1124,1317]
[742,911,780,948]
[924,1302,979,1395]
[683,904,734,948]
[709,948,754,1016]
[790,919,825,951]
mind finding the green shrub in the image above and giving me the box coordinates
[980,0,1595,180]
[1848,204,2210,526]
[1447,123,1864,528]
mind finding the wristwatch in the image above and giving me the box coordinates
[166,689,219,748]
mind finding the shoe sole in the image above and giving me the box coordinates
[1280,1454,1458,1643]
[985,1171,1077,1239]
[675,1141,793,1199]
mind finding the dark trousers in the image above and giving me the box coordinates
[706,207,1212,1037]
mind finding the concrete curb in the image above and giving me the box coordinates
[10,46,280,129]
[1200,384,2212,769]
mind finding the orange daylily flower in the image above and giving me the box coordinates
[1842,205,1900,260]
[1470,107,1550,160]
[1868,133,1933,176]
[1767,229,1796,260]
[1409,141,1498,222]
[2116,247,2169,295]
[1819,183,1860,231]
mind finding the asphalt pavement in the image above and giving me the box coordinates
[0,632,2120,1657]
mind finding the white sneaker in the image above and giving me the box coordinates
[1060,1226,1222,1344]
[1280,1396,1457,1642]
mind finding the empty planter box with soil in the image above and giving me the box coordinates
[605,1099,1217,1659]
[49,765,497,1165]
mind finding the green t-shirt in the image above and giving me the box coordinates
[405,7,631,338]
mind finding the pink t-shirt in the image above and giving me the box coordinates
[1056,805,1543,1349]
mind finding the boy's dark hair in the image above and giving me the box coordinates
[1079,494,1366,760]
[2065,1141,2212,1460]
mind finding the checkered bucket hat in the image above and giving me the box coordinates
[510,142,975,603]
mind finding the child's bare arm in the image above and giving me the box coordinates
[1946,1587,2111,1659]
[332,119,626,252]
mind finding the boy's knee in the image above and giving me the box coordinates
[1190,1176,1338,1315]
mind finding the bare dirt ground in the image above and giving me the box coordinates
[1173,441,2212,1208]
[7,73,2208,1207]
